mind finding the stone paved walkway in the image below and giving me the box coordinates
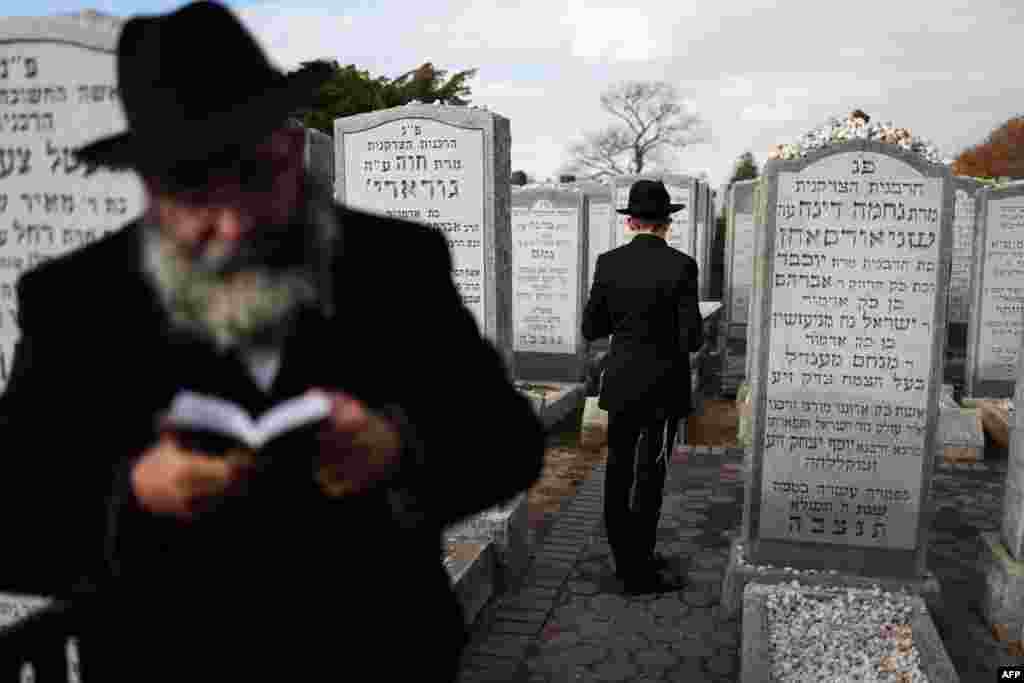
[456,445,1024,682]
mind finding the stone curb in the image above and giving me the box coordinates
[458,465,607,682]
[721,537,943,621]
[449,541,498,628]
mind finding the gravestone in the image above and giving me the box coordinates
[723,139,952,617]
[965,182,1024,398]
[573,180,613,354]
[510,185,588,382]
[720,178,758,396]
[0,11,138,679]
[573,180,613,297]
[945,177,984,388]
[305,126,333,189]
[610,174,697,259]
[704,183,716,299]
[287,118,334,189]
[333,104,514,374]
[694,182,707,298]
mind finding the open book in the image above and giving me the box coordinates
[164,390,332,452]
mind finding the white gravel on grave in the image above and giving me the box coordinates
[762,581,930,683]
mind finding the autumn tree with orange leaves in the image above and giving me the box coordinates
[953,116,1024,179]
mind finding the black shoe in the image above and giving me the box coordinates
[622,569,685,595]
[650,552,672,572]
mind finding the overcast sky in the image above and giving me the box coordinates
[9,0,1023,187]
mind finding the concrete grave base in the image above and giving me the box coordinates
[720,538,943,622]
[937,407,984,464]
[980,531,1024,636]
[515,381,585,429]
[741,582,958,683]
[444,493,529,592]
[446,541,497,627]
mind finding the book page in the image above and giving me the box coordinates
[253,393,332,448]
[165,392,257,447]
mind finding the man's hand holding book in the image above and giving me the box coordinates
[130,389,403,520]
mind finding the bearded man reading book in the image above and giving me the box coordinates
[0,2,545,680]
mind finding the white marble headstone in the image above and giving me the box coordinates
[333,104,513,373]
[748,143,951,576]
[510,186,588,381]
[967,183,1024,397]
[0,15,145,393]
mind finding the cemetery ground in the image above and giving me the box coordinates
[456,384,1024,682]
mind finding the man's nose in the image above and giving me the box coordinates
[208,205,249,242]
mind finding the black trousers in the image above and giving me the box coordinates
[605,410,681,579]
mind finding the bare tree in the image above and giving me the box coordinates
[561,81,707,179]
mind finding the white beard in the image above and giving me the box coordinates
[141,224,317,352]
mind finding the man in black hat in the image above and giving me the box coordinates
[581,179,703,594]
[0,2,544,680]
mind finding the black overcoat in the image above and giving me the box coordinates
[581,233,703,418]
[0,204,545,680]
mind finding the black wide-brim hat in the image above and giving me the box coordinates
[75,0,333,176]
[616,179,685,221]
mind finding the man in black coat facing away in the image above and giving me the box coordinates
[0,2,545,680]
[581,179,703,594]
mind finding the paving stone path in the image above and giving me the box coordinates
[456,445,1024,682]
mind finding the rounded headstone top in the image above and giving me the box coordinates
[768,110,944,165]
[62,9,123,30]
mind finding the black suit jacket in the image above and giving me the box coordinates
[581,233,702,418]
[0,205,545,679]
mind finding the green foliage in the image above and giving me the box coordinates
[729,151,759,184]
[288,60,477,136]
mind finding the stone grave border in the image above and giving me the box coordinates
[980,530,1024,636]
[966,182,1024,399]
[744,140,953,578]
[447,541,497,626]
[445,493,530,593]
[740,582,959,683]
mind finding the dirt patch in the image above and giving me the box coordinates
[688,399,739,447]
[527,444,607,527]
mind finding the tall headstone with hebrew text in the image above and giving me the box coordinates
[965,183,1024,398]
[741,141,951,579]
[334,104,514,374]
[510,186,588,382]
[0,12,139,679]
[0,12,146,394]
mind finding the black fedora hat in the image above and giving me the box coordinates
[75,1,332,176]
[616,179,685,221]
